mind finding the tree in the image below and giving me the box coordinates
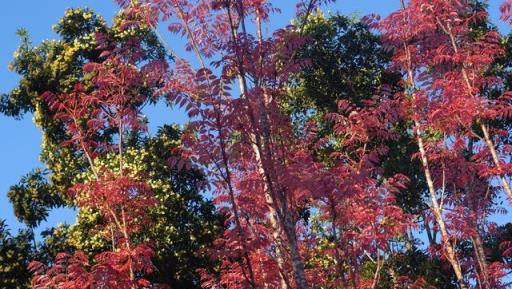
[380,0,512,288]
[113,1,413,289]
[29,14,168,287]
[114,0,512,288]
[8,169,64,231]
[284,12,398,119]
[285,10,429,217]
[2,8,221,289]
[0,220,33,289]
[281,12,460,289]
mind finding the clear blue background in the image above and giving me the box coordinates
[0,0,509,235]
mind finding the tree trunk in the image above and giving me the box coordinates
[415,124,468,289]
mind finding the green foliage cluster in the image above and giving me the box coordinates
[0,220,33,289]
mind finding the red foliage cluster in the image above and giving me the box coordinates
[42,38,167,159]
[29,245,159,289]
[29,13,168,289]
[381,0,503,132]
[71,172,157,236]
[380,1,512,288]
[116,1,411,289]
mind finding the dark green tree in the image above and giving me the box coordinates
[0,220,33,289]
[286,13,395,114]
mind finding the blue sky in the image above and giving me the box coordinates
[0,0,509,236]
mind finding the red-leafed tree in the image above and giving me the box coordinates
[110,1,415,289]
[380,0,512,288]
[28,15,169,289]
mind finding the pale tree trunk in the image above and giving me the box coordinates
[480,124,512,200]
[226,2,310,288]
[216,108,258,288]
[398,2,468,287]
[467,186,490,289]
[414,126,468,289]
[472,233,490,289]
[437,18,512,201]
[171,6,260,286]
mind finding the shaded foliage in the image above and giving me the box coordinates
[0,220,33,289]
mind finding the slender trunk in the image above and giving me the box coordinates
[471,233,490,289]
[172,2,310,287]
[416,127,467,288]
[258,144,291,289]
[216,109,258,288]
[72,116,98,179]
[226,3,305,288]
[118,117,123,174]
[466,185,490,288]
[330,200,347,287]
[370,253,383,289]
[30,227,37,250]
[398,3,468,287]
[424,220,435,246]
[254,10,309,289]
[437,18,506,288]
[481,124,512,200]
[120,207,135,282]
[171,6,259,286]
[438,18,512,201]
[406,33,469,289]
[110,225,116,250]
[282,206,309,289]
[222,164,258,289]
[117,107,135,284]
